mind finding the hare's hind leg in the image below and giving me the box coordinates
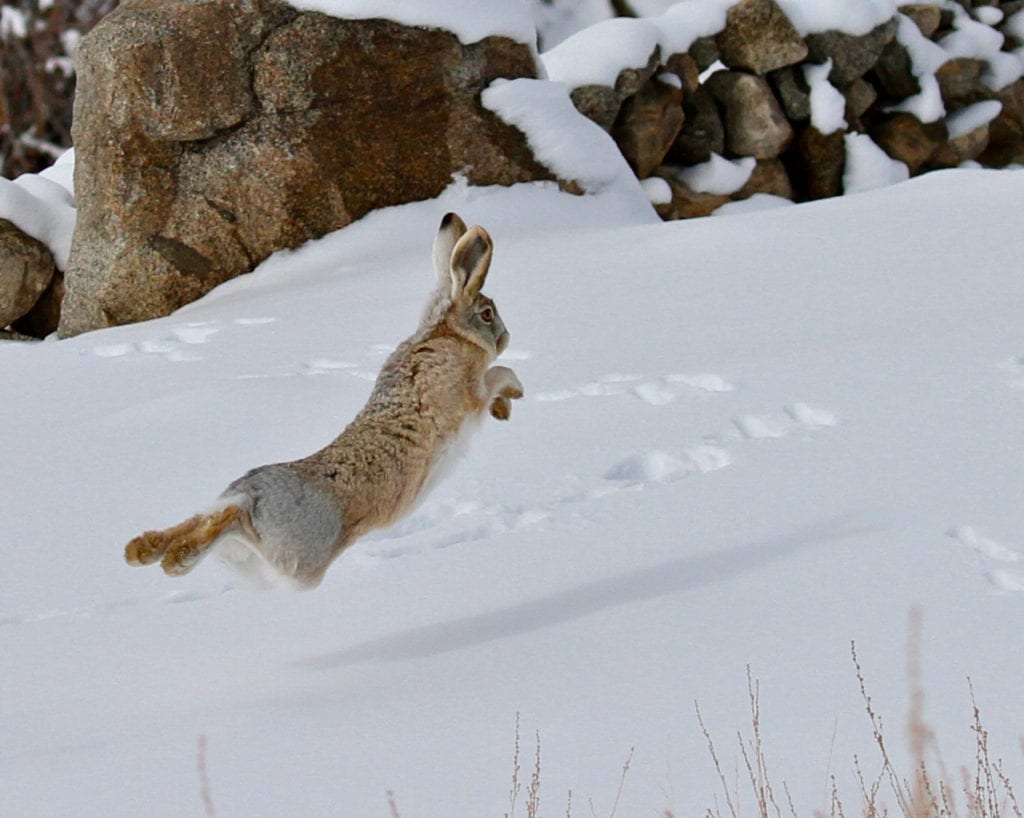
[159,504,249,577]
[125,513,212,567]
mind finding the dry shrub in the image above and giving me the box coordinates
[696,611,1022,818]
[0,0,115,178]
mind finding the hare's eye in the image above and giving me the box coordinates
[479,305,494,323]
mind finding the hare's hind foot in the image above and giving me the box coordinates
[125,511,211,566]
[160,504,248,577]
[125,505,248,576]
[125,530,172,566]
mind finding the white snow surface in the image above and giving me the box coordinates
[4,168,1024,816]
[282,0,538,48]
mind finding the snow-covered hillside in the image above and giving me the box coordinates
[2,168,1024,816]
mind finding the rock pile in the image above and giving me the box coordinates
[546,0,1024,219]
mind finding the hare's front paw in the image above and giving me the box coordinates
[486,366,523,420]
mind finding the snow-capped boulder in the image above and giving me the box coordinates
[0,219,56,329]
[804,19,898,87]
[715,0,808,75]
[59,0,550,337]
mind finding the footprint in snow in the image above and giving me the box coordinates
[534,372,735,406]
[734,403,839,440]
[947,525,1024,593]
[604,445,732,487]
[997,355,1024,390]
[357,498,551,560]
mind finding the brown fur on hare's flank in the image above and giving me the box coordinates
[124,213,523,589]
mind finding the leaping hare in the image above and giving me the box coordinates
[124,213,523,588]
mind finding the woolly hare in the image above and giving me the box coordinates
[125,213,523,588]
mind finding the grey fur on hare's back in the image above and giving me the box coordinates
[123,212,524,589]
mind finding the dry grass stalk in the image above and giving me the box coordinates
[387,789,403,818]
[589,747,634,818]
[697,699,741,818]
[527,730,542,818]
[197,734,216,818]
[507,712,523,818]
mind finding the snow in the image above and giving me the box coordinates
[804,59,849,134]
[885,14,948,123]
[712,192,796,215]
[946,99,1003,140]
[940,8,1023,91]
[640,175,673,206]
[282,0,536,49]
[843,132,910,193]
[774,0,898,36]
[542,16,663,88]
[281,0,539,48]
[532,0,613,51]
[4,164,1024,816]
[481,78,655,217]
[677,153,756,195]
[973,6,1003,27]
[0,5,27,38]
[0,157,76,269]
[542,0,736,88]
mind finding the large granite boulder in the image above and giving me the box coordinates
[59,0,552,337]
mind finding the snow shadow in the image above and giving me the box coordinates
[300,515,878,669]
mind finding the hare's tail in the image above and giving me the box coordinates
[124,502,249,577]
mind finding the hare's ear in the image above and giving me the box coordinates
[450,226,493,300]
[433,212,468,287]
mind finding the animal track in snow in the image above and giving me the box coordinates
[998,355,1024,389]
[0,586,230,629]
[947,525,1024,592]
[534,372,735,406]
[604,445,733,485]
[735,403,839,441]
[88,319,270,363]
